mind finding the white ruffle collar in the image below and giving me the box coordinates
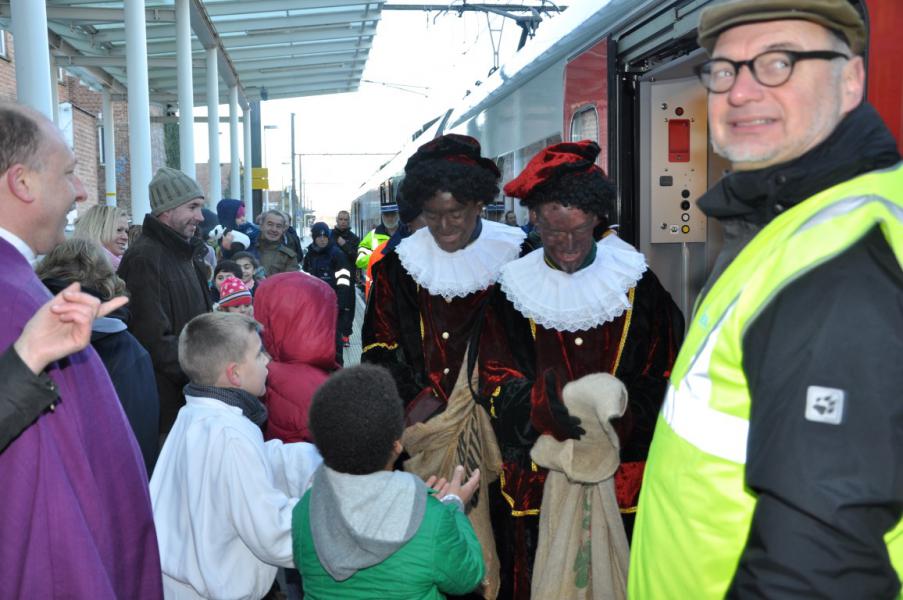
[397,218,526,299]
[499,234,647,332]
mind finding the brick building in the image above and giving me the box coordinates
[0,28,165,218]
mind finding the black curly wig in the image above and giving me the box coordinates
[520,169,614,229]
[309,364,404,475]
[400,159,500,210]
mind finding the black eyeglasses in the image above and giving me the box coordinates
[694,50,850,93]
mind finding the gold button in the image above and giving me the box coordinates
[574,337,584,346]
[441,331,449,340]
[443,368,450,375]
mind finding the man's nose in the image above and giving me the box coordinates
[74,176,88,203]
[728,63,764,105]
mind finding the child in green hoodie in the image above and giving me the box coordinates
[292,364,484,599]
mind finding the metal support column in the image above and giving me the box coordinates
[10,0,53,118]
[206,48,221,208]
[125,0,152,220]
[250,100,262,216]
[290,112,297,229]
[243,105,253,219]
[229,86,240,200]
[49,63,60,125]
[176,0,195,177]
[102,89,116,206]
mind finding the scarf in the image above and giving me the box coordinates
[183,382,268,427]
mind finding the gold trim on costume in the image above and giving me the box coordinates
[529,318,536,340]
[499,469,541,517]
[362,342,398,353]
[611,286,635,375]
[620,506,638,514]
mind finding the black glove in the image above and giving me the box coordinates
[545,371,585,440]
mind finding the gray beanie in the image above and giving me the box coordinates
[149,167,204,216]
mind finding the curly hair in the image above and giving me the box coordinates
[35,238,128,301]
[400,159,500,211]
[309,364,404,475]
[519,170,614,228]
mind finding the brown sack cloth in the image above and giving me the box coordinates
[530,373,630,600]
[402,352,503,599]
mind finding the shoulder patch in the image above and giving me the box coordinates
[805,385,845,425]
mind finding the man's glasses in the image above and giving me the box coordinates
[694,50,849,94]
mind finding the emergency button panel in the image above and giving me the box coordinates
[649,78,707,244]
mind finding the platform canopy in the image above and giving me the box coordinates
[0,0,383,107]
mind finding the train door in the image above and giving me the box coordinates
[611,2,723,320]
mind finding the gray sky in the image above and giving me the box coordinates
[195,2,546,227]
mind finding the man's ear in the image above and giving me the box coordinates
[841,55,866,113]
[6,164,37,204]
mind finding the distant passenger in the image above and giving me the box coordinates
[497,140,683,598]
[292,364,485,599]
[74,204,130,269]
[119,166,213,436]
[356,202,400,273]
[332,209,360,280]
[503,210,518,226]
[630,1,903,598]
[364,202,426,300]
[361,133,527,598]
[0,101,161,597]
[151,311,321,599]
[303,221,354,355]
[253,209,300,276]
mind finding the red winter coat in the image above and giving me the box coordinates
[254,272,339,442]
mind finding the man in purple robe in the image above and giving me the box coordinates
[0,103,162,598]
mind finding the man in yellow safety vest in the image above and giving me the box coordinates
[629,1,902,598]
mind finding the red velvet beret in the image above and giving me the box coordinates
[405,133,501,178]
[504,140,603,199]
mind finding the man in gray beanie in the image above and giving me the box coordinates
[119,167,213,435]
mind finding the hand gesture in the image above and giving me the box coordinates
[14,282,129,374]
[425,465,481,508]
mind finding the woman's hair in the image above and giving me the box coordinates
[520,169,615,229]
[74,205,130,247]
[214,259,243,280]
[309,364,404,475]
[231,251,259,268]
[400,160,500,211]
[35,238,128,301]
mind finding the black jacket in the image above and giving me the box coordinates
[302,242,354,336]
[331,227,360,278]
[698,103,902,599]
[0,346,57,452]
[118,214,212,435]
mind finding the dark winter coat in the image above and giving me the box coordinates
[118,214,212,434]
[216,198,260,248]
[90,314,160,477]
[255,237,299,276]
[254,272,338,443]
[302,240,354,336]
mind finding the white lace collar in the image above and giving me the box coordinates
[499,234,647,332]
[396,218,526,299]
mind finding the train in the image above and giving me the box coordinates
[351,0,903,317]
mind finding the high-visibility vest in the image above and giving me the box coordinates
[628,163,903,598]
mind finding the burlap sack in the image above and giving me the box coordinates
[529,373,630,600]
[402,354,503,599]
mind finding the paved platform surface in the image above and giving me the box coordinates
[342,288,366,366]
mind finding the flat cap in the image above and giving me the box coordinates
[698,0,866,56]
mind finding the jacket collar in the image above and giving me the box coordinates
[141,213,207,260]
[698,103,901,225]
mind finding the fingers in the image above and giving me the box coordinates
[449,464,466,487]
[425,475,438,488]
[96,295,129,318]
[461,468,481,496]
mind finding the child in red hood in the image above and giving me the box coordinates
[253,272,339,442]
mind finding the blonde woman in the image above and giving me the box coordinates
[74,205,130,268]
[36,238,159,475]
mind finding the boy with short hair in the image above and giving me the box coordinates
[151,312,321,600]
[215,275,253,316]
[292,364,484,599]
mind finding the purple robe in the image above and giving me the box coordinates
[0,239,162,598]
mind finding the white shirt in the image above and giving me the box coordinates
[0,225,37,266]
[150,395,322,600]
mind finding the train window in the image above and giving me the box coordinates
[0,31,7,60]
[570,105,599,143]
